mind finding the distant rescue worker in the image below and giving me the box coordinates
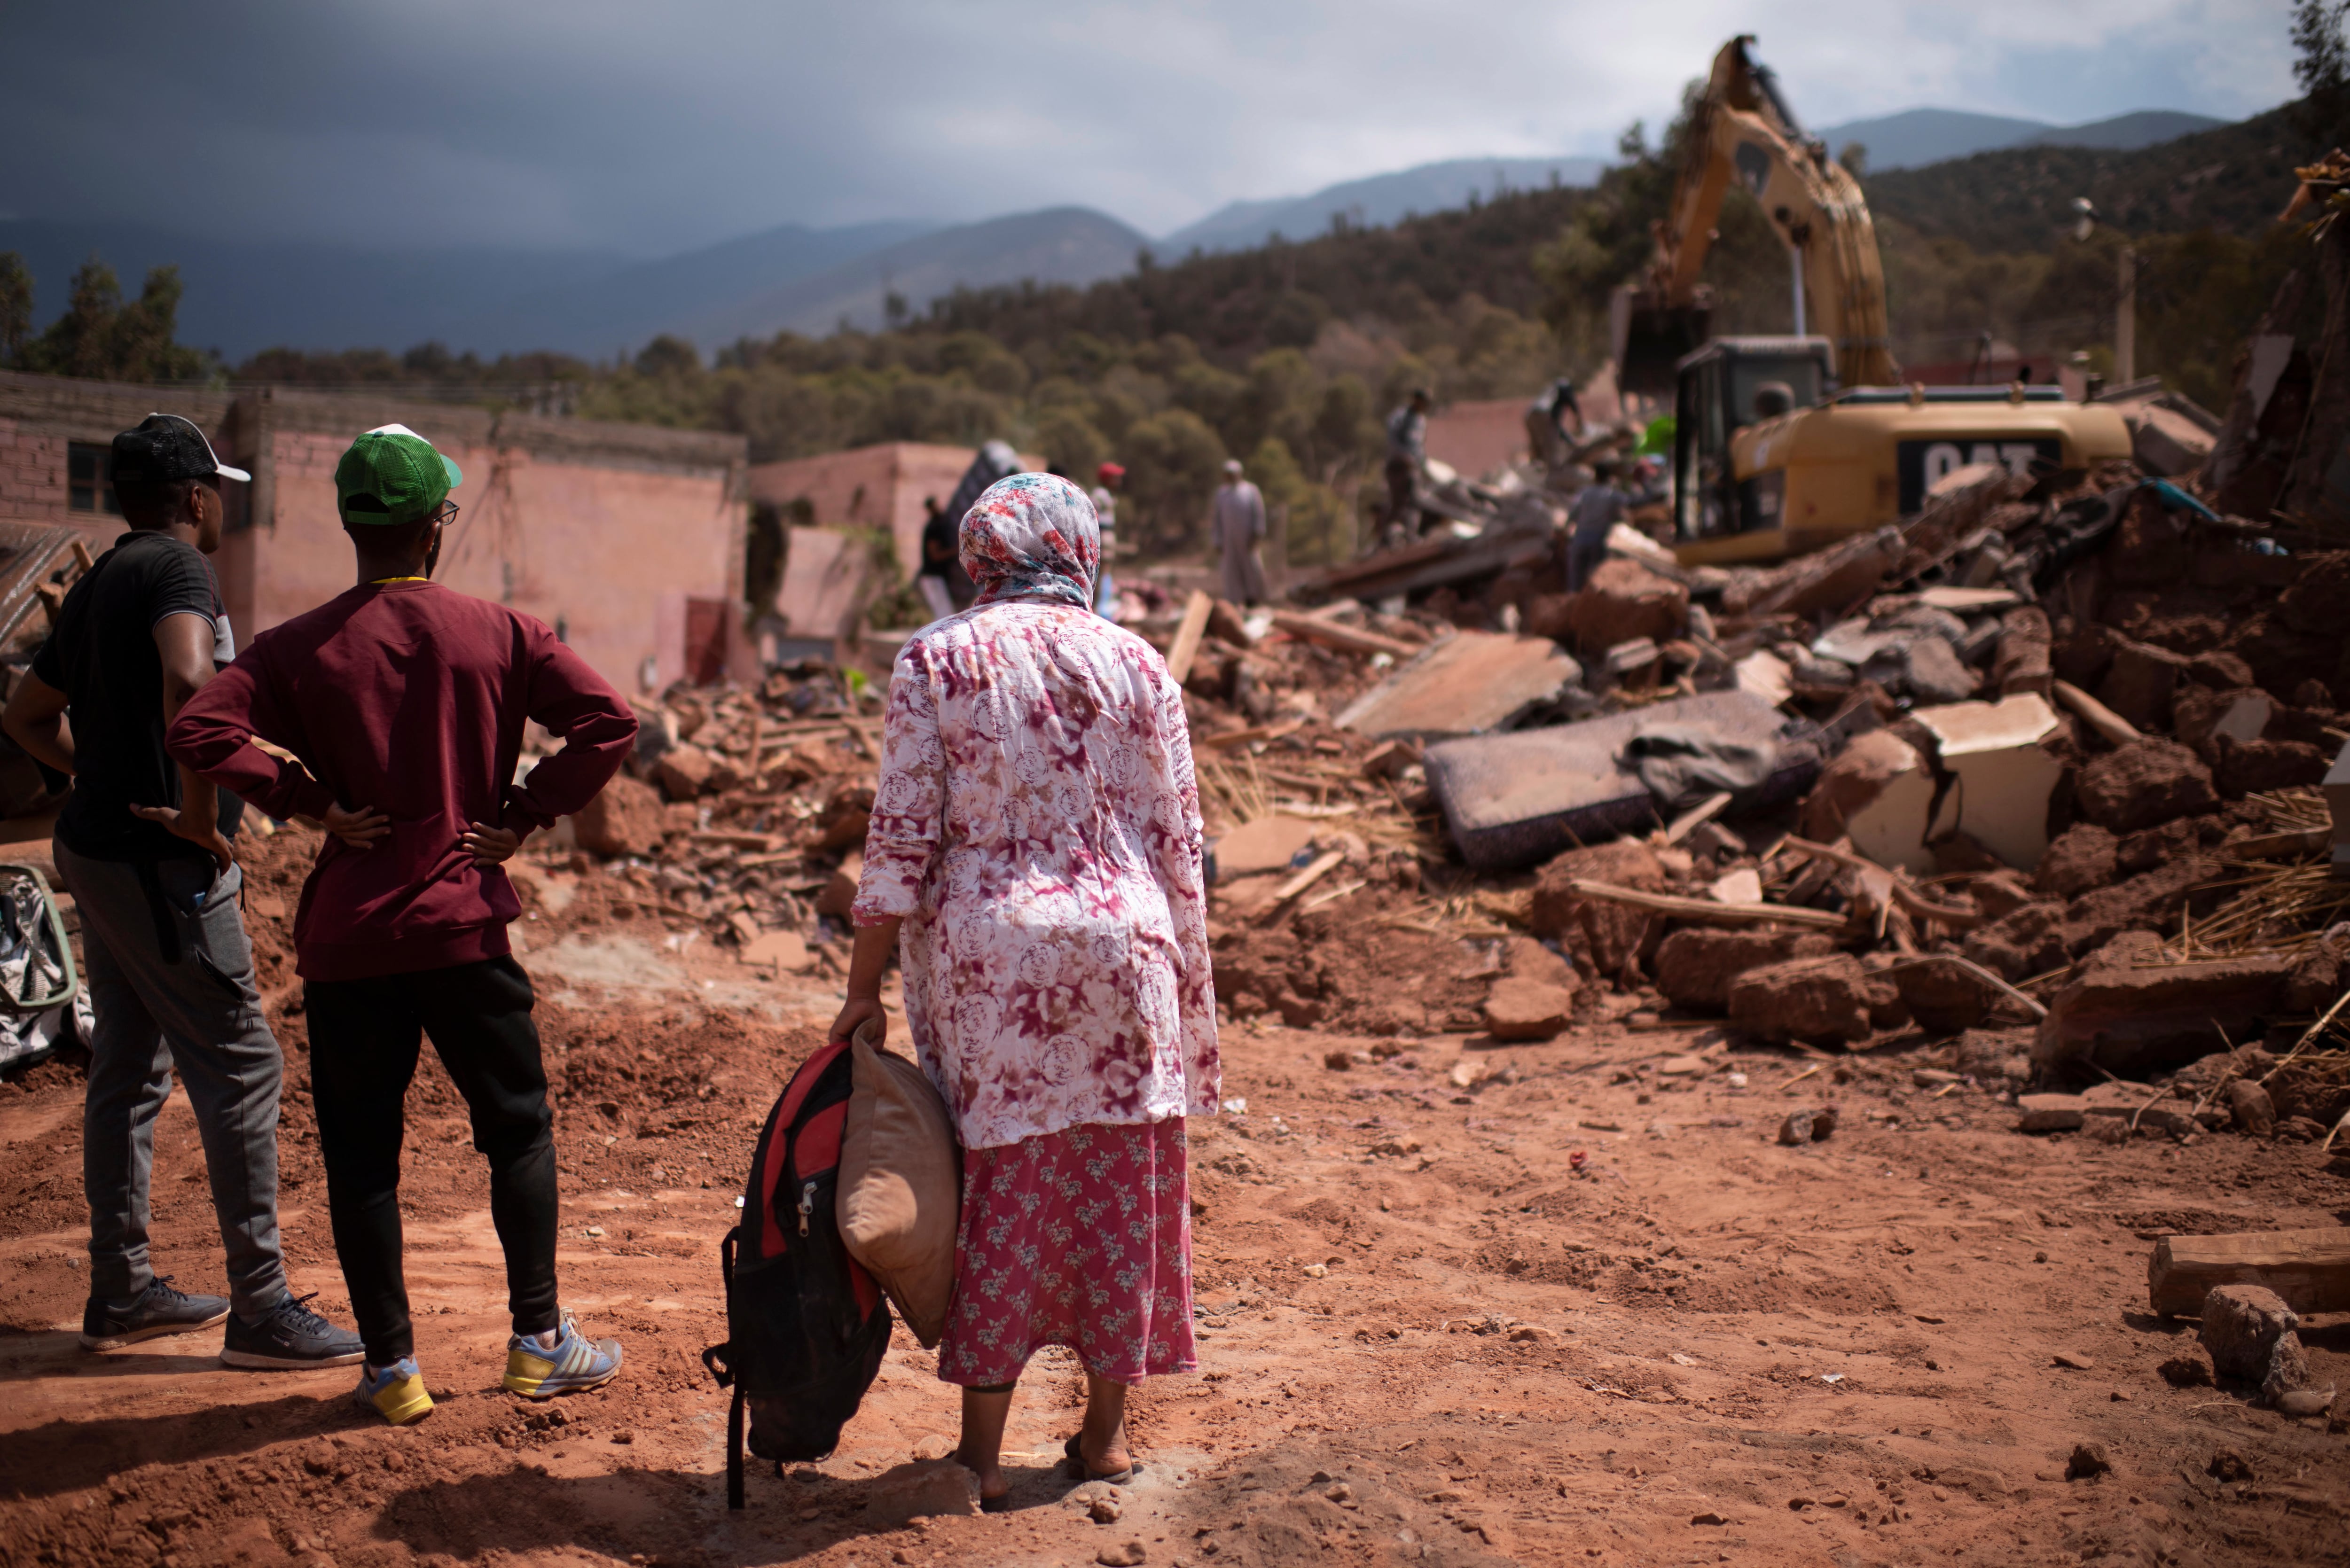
[1089,462,1125,620]
[1212,458,1268,606]
[917,495,976,618]
[1522,377,1582,471]
[1384,388,1433,539]
[166,424,638,1427]
[1567,458,1629,593]
[1,414,364,1372]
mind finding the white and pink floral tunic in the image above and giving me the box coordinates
[851,477,1218,1151]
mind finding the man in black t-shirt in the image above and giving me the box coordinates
[3,414,360,1370]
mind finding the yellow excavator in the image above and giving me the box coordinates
[1613,36,2131,566]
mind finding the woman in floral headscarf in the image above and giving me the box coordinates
[830,472,1217,1508]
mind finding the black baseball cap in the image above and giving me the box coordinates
[110,413,251,486]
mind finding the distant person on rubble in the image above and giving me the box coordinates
[831,472,1215,1510]
[1383,387,1433,541]
[1212,458,1268,605]
[166,424,638,1427]
[1523,377,1582,472]
[2,414,364,1373]
[1089,461,1125,620]
[916,495,975,619]
[1567,457,1629,593]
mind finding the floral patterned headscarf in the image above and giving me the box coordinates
[959,472,1099,610]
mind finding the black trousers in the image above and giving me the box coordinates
[305,955,560,1363]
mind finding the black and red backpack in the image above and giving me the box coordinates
[702,1038,893,1508]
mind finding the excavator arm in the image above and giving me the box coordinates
[1615,36,1898,393]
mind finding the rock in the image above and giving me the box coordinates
[1562,559,1689,655]
[815,850,863,921]
[1778,1106,1837,1145]
[2212,735,2328,799]
[2065,1442,2112,1481]
[2115,817,2199,876]
[2016,1093,2089,1132]
[2077,1095,2198,1136]
[654,744,716,801]
[572,774,666,858]
[1953,1027,2036,1082]
[2097,640,2193,731]
[2035,825,2118,899]
[2277,549,2350,636]
[2075,739,2218,834]
[1969,870,2037,920]
[1861,635,1978,704]
[1896,954,2028,1033]
[1521,591,1576,642]
[2174,686,2274,757]
[813,781,877,853]
[2277,1386,2336,1417]
[2223,1079,2277,1135]
[1482,978,1576,1041]
[2052,1350,2096,1370]
[741,929,815,973]
[1690,1511,1728,1526]
[1962,899,2069,982]
[1508,935,1579,988]
[1994,606,2054,696]
[1097,1543,1148,1567]
[2207,1449,2253,1481]
[1730,954,1903,1046]
[1528,839,1667,975]
[1509,1323,1557,1344]
[2062,854,2217,959]
[1089,1496,1124,1524]
[1653,928,1838,1013]
[2033,932,2294,1079]
[2199,1284,2310,1402]
[864,1459,982,1527]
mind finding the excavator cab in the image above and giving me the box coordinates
[1672,335,1834,548]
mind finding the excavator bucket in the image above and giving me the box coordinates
[1611,285,1712,399]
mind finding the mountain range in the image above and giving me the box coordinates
[1809,107,2226,172]
[0,105,2232,364]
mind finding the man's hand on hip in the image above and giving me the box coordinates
[127,803,236,872]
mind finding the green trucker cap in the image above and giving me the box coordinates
[334,423,463,526]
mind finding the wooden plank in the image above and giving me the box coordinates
[2147,1226,2350,1317]
[2230,826,2330,860]
[1165,590,1213,685]
[1560,878,1850,930]
[1196,718,1308,752]
[1662,791,1734,845]
[2052,679,2142,748]
[1259,848,1348,923]
[1266,609,1424,660]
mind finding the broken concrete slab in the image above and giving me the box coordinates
[2324,738,2350,879]
[1422,691,1818,873]
[1212,815,1320,881]
[1562,559,1688,655]
[1801,730,1935,873]
[2033,932,2295,1079]
[1335,631,1581,741]
[1913,693,2064,872]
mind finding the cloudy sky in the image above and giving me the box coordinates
[1,0,2303,257]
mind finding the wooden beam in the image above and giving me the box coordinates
[2147,1226,2350,1317]
[1559,879,1850,930]
[2052,679,2142,748]
[1662,792,1734,845]
[1266,609,1424,660]
[1165,590,1213,685]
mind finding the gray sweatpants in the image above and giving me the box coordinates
[55,838,289,1317]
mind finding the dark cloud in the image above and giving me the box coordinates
[0,0,2297,255]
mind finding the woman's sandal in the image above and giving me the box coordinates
[1064,1433,1137,1486]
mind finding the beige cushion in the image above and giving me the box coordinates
[838,1020,962,1347]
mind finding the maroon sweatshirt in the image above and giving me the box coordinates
[169,580,636,981]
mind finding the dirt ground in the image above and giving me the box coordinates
[4,825,2348,1568]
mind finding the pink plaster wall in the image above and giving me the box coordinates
[0,417,136,561]
[237,429,742,697]
[749,442,994,583]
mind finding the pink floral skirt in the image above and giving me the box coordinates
[936,1118,1196,1387]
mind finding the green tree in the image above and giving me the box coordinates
[1031,404,1109,478]
[22,257,209,383]
[1120,407,1227,554]
[0,253,30,367]
[2292,0,2350,147]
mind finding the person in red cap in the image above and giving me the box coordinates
[1088,462,1125,620]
